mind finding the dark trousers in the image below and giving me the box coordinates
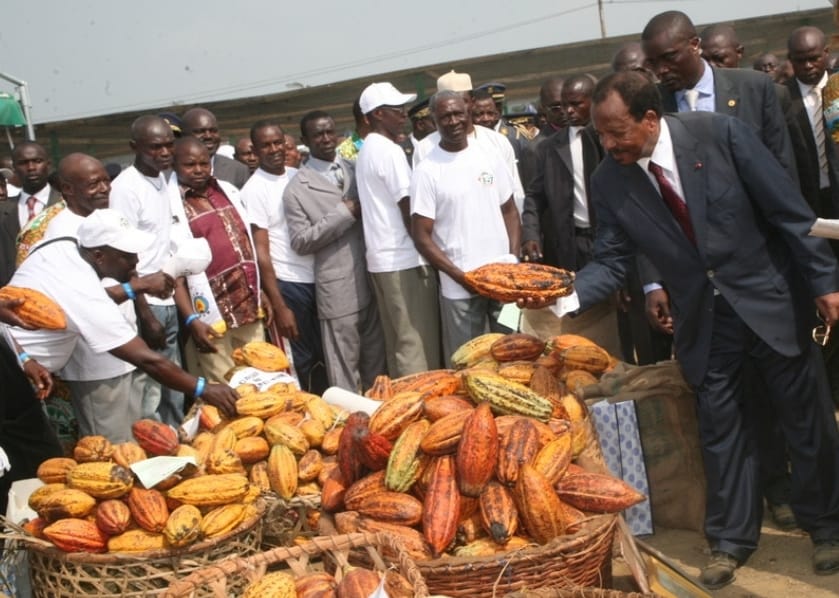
[696,295,839,562]
[0,338,62,515]
[278,280,328,394]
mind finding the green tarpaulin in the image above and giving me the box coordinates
[0,92,25,126]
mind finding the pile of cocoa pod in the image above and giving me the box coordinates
[324,332,645,560]
[240,566,414,598]
[23,375,350,554]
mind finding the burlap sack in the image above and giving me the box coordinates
[580,361,706,532]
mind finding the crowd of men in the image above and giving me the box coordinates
[0,9,838,589]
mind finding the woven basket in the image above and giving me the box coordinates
[16,500,265,598]
[162,531,430,598]
[261,492,321,548]
[415,514,618,598]
[503,588,660,598]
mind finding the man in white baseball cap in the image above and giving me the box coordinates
[356,82,442,376]
[6,208,241,429]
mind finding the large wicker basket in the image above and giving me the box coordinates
[503,588,660,598]
[162,531,430,598]
[415,514,618,598]
[16,500,265,598]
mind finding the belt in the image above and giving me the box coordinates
[574,227,594,238]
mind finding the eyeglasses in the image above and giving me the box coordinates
[813,311,832,346]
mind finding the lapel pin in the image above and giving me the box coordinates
[695,162,703,170]
[727,99,736,107]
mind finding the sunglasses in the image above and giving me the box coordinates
[813,311,832,347]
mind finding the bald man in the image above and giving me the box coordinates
[109,115,185,427]
[182,107,250,189]
[610,41,647,73]
[519,77,566,190]
[699,23,744,69]
[520,74,620,354]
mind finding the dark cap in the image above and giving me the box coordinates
[408,97,431,120]
[475,82,506,103]
[158,112,184,137]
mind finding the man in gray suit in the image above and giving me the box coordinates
[283,110,385,392]
[182,108,250,189]
[548,70,839,587]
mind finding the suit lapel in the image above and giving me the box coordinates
[551,129,573,176]
[300,165,342,196]
[712,68,739,118]
[658,85,678,113]
[786,79,819,158]
[621,167,683,243]
[667,116,707,260]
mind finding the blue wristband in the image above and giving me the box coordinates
[18,352,31,364]
[184,313,200,327]
[194,376,206,398]
[122,282,136,301]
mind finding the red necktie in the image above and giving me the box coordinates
[25,196,38,221]
[648,161,696,245]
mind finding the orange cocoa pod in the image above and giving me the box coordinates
[420,408,473,455]
[490,333,546,362]
[355,491,423,526]
[111,442,148,469]
[533,433,573,485]
[337,567,380,598]
[0,286,66,329]
[199,404,224,431]
[343,470,387,511]
[497,417,540,486]
[561,344,611,375]
[248,460,271,493]
[36,488,96,521]
[496,361,538,385]
[529,366,569,418]
[320,467,347,513]
[334,510,362,534]
[390,369,461,398]
[422,455,461,558]
[66,462,134,499]
[164,504,203,548]
[548,334,598,352]
[222,415,264,439]
[22,517,48,539]
[455,402,498,497]
[423,394,474,421]
[358,431,392,471]
[364,374,394,400]
[368,391,424,441]
[456,510,487,545]
[73,435,113,462]
[514,464,566,544]
[357,516,434,561]
[321,426,343,455]
[234,436,270,464]
[563,370,599,394]
[479,480,518,544]
[205,448,246,475]
[464,262,575,303]
[295,572,338,598]
[297,449,324,482]
[556,472,646,513]
[265,410,305,427]
[107,529,166,553]
[95,499,132,536]
[36,457,78,484]
[27,483,68,511]
[337,412,370,485]
[127,487,169,533]
[132,419,179,456]
[43,518,107,553]
[383,570,414,598]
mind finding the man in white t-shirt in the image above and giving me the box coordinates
[110,115,185,427]
[242,120,327,393]
[356,83,442,376]
[411,91,522,364]
[413,70,525,215]
[7,209,239,422]
[16,154,174,441]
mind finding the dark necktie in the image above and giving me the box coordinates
[648,161,696,245]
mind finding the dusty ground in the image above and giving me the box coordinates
[613,515,839,597]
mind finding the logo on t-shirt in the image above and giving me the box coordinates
[477,172,494,186]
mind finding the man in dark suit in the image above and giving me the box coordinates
[642,11,799,528]
[182,108,249,189]
[550,70,839,588]
[0,141,62,285]
[520,74,620,355]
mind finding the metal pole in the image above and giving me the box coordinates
[598,0,607,38]
[0,71,36,141]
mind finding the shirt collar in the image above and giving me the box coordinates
[676,59,714,103]
[306,155,339,174]
[797,70,829,98]
[180,176,223,199]
[20,184,51,203]
[637,118,675,174]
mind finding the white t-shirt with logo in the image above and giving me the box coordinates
[109,165,177,306]
[241,167,315,284]
[411,144,515,300]
[356,132,423,273]
[8,240,138,373]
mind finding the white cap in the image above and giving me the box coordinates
[436,70,473,93]
[77,208,155,253]
[359,82,417,115]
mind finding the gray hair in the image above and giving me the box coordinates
[429,89,466,121]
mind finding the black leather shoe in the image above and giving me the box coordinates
[814,541,839,575]
[699,551,738,589]
[768,502,798,530]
